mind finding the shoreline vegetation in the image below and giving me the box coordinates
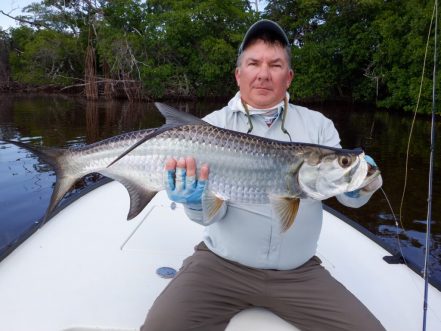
[0,0,439,114]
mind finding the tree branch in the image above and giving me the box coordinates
[0,9,48,28]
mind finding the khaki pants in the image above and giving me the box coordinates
[141,242,385,331]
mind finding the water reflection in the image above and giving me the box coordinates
[0,94,440,284]
[86,102,99,143]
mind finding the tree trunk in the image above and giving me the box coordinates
[84,29,98,100]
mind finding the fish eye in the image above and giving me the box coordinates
[338,155,352,168]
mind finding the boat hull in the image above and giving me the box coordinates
[0,181,440,331]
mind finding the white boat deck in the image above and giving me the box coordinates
[0,181,440,331]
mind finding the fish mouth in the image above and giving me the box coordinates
[359,165,381,188]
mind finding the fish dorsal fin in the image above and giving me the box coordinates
[106,103,207,169]
[99,170,158,220]
[154,102,207,126]
[269,195,301,232]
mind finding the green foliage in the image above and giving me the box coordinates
[0,28,11,82]
[139,0,255,97]
[95,0,255,98]
[265,0,382,103]
[194,37,237,96]
[4,0,440,113]
[140,63,174,97]
[265,0,439,113]
[372,0,439,113]
[9,27,84,85]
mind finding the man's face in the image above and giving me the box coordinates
[235,39,293,109]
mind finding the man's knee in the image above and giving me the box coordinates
[141,309,189,331]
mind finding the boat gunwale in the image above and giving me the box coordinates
[1,176,440,292]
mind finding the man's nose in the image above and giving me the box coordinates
[257,64,270,80]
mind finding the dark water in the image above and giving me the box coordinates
[0,94,440,284]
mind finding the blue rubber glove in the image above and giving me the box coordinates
[344,155,378,198]
[364,155,377,168]
[165,167,207,210]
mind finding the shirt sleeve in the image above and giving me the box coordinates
[319,115,377,208]
[319,117,341,148]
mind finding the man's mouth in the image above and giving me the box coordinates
[253,86,272,91]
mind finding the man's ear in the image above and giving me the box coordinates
[287,69,294,88]
[235,67,241,87]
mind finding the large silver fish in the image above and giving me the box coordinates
[6,103,380,231]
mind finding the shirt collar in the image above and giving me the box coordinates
[228,91,290,116]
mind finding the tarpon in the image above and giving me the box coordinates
[5,103,380,231]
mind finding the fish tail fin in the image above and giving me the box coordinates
[45,174,77,223]
[5,140,78,223]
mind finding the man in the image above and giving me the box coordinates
[141,20,384,331]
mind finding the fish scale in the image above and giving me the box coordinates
[4,103,378,231]
[104,124,340,204]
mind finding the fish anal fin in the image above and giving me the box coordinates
[100,171,157,220]
[202,191,226,222]
[126,186,158,220]
[270,195,301,232]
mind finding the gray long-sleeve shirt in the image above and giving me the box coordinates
[186,92,375,270]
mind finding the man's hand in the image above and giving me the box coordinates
[345,155,382,198]
[361,174,383,193]
[164,157,209,210]
[361,155,382,193]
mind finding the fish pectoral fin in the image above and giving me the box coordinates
[106,129,158,168]
[202,191,226,222]
[270,195,301,232]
